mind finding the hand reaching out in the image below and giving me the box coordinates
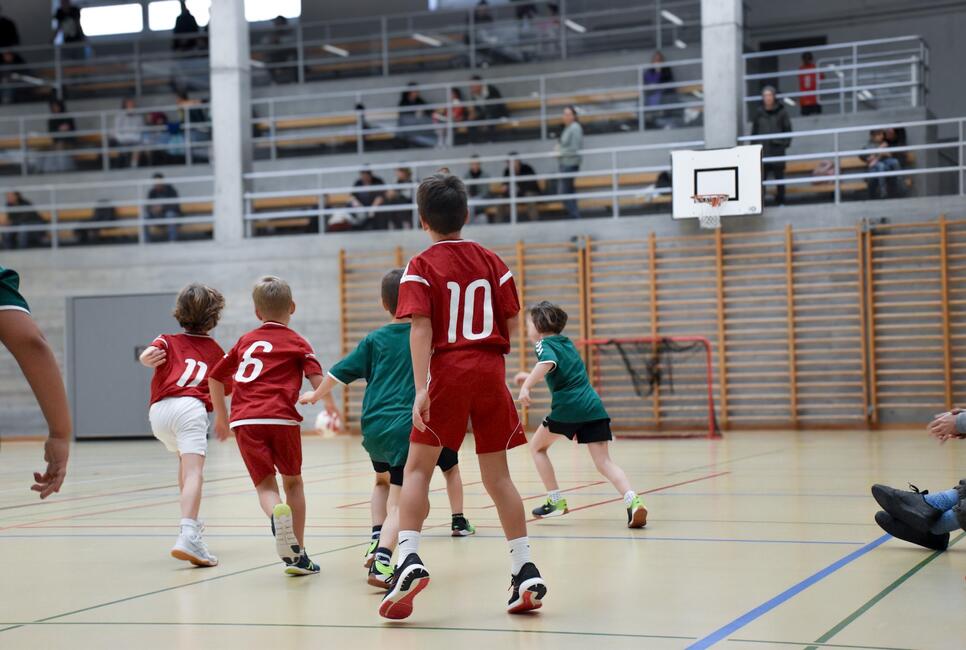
[298,390,318,405]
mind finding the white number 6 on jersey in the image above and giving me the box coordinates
[235,341,273,383]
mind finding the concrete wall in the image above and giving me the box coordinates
[3,193,965,436]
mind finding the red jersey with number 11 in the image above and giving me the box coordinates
[209,322,323,428]
[148,333,228,411]
[396,239,520,355]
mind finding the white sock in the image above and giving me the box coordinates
[180,518,199,535]
[548,490,561,503]
[508,536,531,575]
[397,530,421,566]
[623,490,636,507]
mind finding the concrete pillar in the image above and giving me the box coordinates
[209,0,252,243]
[700,0,743,149]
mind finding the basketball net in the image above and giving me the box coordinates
[692,194,728,230]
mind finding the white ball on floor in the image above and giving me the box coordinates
[315,410,341,438]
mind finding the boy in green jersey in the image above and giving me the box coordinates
[0,266,71,499]
[299,269,475,586]
[515,301,647,528]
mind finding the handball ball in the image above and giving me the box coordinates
[315,410,342,438]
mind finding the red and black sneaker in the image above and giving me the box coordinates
[378,553,430,620]
[507,562,547,614]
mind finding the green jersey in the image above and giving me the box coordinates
[535,334,609,423]
[0,266,29,314]
[329,322,413,467]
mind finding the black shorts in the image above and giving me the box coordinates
[543,417,613,444]
[371,447,459,486]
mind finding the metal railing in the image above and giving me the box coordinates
[738,116,965,204]
[0,0,700,101]
[251,58,704,159]
[0,100,211,176]
[742,36,929,120]
[0,174,214,250]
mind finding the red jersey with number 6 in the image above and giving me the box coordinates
[148,333,228,411]
[396,239,520,355]
[209,322,323,428]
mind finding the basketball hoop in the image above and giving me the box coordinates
[691,194,729,230]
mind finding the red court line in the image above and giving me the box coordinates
[528,471,730,523]
[2,470,372,532]
[482,480,607,509]
[336,479,486,509]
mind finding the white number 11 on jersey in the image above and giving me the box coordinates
[176,359,209,388]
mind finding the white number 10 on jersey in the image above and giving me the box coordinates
[446,279,494,343]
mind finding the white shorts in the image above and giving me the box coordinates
[149,396,209,456]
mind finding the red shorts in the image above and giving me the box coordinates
[411,351,525,454]
[234,424,302,485]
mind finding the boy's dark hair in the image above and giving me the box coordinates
[529,300,568,334]
[173,283,225,334]
[381,268,404,316]
[416,173,467,234]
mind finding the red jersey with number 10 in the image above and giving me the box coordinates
[148,333,228,411]
[396,239,520,355]
[209,322,323,428]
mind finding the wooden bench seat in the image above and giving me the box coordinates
[34,201,212,224]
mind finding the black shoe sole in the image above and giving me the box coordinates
[875,511,948,551]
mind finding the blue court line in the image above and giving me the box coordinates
[0,532,866,546]
[686,534,891,650]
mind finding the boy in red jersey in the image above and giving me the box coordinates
[378,173,547,620]
[208,276,330,576]
[139,283,228,567]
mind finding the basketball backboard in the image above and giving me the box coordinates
[671,145,764,220]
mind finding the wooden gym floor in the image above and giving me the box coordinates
[0,430,964,649]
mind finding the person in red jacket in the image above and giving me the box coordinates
[139,283,227,567]
[797,52,824,116]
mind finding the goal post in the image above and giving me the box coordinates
[576,336,720,439]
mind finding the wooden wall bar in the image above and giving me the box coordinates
[338,217,966,434]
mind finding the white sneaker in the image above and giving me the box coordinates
[171,524,218,567]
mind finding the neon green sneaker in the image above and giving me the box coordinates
[364,538,379,567]
[531,497,568,518]
[627,496,648,529]
[368,559,393,587]
[451,514,476,537]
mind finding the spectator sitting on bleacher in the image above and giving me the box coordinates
[497,153,541,222]
[350,167,387,230]
[42,98,76,174]
[381,167,414,230]
[0,5,20,49]
[172,1,201,53]
[432,87,468,148]
[112,98,145,168]
[643,51,674,127]
[884,127,909,167]
[751,86,792,206]
[145,173,182,243]
[144,111,171,166]
[860,129,901,200]
[2,192,45,250]
[468,75,509,142]
[466,154,492,223]
[797,52,823,116]
[397,82,436,148]
[173,91,210,162]
[0,50,26,104]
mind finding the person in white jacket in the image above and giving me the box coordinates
[112,97,145,167]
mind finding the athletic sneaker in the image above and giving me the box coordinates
[171,524,218,567]
[874,511,949,551]
[285,552,320,576]
[451,514,476,537]
[871,484,942,532]
[379,553,430,620]
[507,562,547,614]
[368,559,393,588]
[364,538,379,568]
[627,496,648,529]
[531,497,568,518]
[272,503,302,565]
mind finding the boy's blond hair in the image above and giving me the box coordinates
[173,283,225,334]
[252,275,293,320]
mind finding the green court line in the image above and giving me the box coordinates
[731,638,914,650]
[0,541,367,634]
[0,620,696,642]
[806,531,965,649]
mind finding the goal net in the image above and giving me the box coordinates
[578,336,719,438]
